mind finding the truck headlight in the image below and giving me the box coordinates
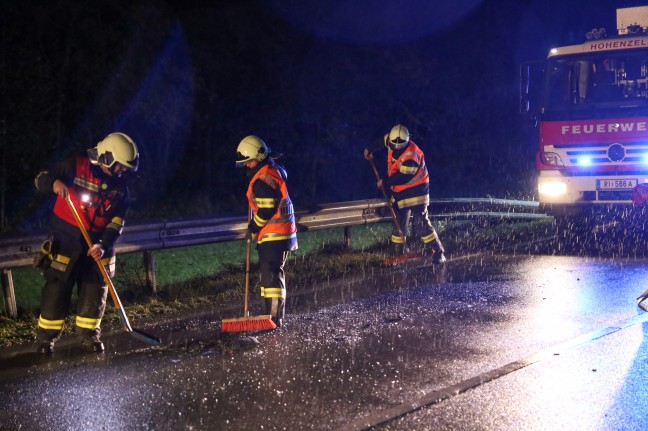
[539,181,567,197]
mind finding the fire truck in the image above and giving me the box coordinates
[521,6,648,217]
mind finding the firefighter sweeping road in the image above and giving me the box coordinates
[1,250,648,430]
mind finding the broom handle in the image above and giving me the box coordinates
[65,196,133,331]
[243,207,252,317]
[365,150,406,241]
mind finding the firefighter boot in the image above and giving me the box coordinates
[389,242,409,256]
[38,340,56,354]
[79,329,105,352]
[37,331,61,354]
[431,240,446,264]
[425,238,446,264]
[265,298,285,328]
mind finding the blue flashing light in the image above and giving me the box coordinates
[577,156,592,166]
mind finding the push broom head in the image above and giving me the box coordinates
[221,315,277,333]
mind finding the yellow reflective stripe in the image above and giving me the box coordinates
[254,197,276,208]
[54,254,70,264]
[397,195,429,209]
[73,178,100,192]
[391,234,405,244]
[50,253,71,272]
[76,315,101,329]
[261,287,286,298]
[110,216,124,227]
[257,232,297,244]
[38,315,65,330]
[421,231,438,243]
[254,213,268,226]
[399,165,418,175]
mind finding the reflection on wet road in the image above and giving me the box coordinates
[1,253,648,430]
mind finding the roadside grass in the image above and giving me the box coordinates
[0,223,393,347]
[0,219,552,347]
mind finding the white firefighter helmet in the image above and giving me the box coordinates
[387,124,410,150]
[89,132,139,171]
[236,135,269,167]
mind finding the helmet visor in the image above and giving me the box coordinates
[87,148,100,164]
[389,137,408,150]
[235,151,251,168]
[124,154,139,172]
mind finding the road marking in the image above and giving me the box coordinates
[338,311,648,431]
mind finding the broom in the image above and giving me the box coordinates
[221,209,277,332]
[364,148,407,245]
[65,196,161,346]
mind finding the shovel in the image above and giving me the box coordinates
[65,195,161,346]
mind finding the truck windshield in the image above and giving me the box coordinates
[544,51,648,114]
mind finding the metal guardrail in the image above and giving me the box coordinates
[0,197,544,318]
[0,198,394,270]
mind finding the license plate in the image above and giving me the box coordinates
[596,178,638,190]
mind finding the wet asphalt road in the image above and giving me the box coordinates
[1,251,648,430]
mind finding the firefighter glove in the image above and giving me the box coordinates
[52,180,68,198]
[88,243,105,261]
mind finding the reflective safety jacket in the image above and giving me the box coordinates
[246,160,298,250]
[386,140,430,209]
[35,156,129,250]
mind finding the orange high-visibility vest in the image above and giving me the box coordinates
[387,140,429,193]
[246,164,297,244]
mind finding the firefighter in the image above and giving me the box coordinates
[235,135,298,327]
[34,132,140,353]
[375,124,446,263]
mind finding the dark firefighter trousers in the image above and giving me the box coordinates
[391,203,445,254]
[258,241,289,322]
[37,230,110,343]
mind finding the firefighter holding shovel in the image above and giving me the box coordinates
[364,124,446,263]
[33,133,139,353]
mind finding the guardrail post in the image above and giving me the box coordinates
[1,269,18,319]
[144,251,157,295]
[344,226,352,249]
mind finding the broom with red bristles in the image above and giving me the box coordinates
[221,209,277,333]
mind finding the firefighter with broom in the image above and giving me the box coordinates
[33,132,139,353]
[365,124,446,263]
[234,135,298,328]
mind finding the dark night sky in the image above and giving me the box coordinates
[2,0,648,232]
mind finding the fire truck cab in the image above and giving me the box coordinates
[521,7,648,216]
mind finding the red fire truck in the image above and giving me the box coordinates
[521,7,648,217]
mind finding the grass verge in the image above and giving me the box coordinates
[0,219,554,348]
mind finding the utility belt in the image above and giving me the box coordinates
[32,236,115,275]
[32,236,57,272]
